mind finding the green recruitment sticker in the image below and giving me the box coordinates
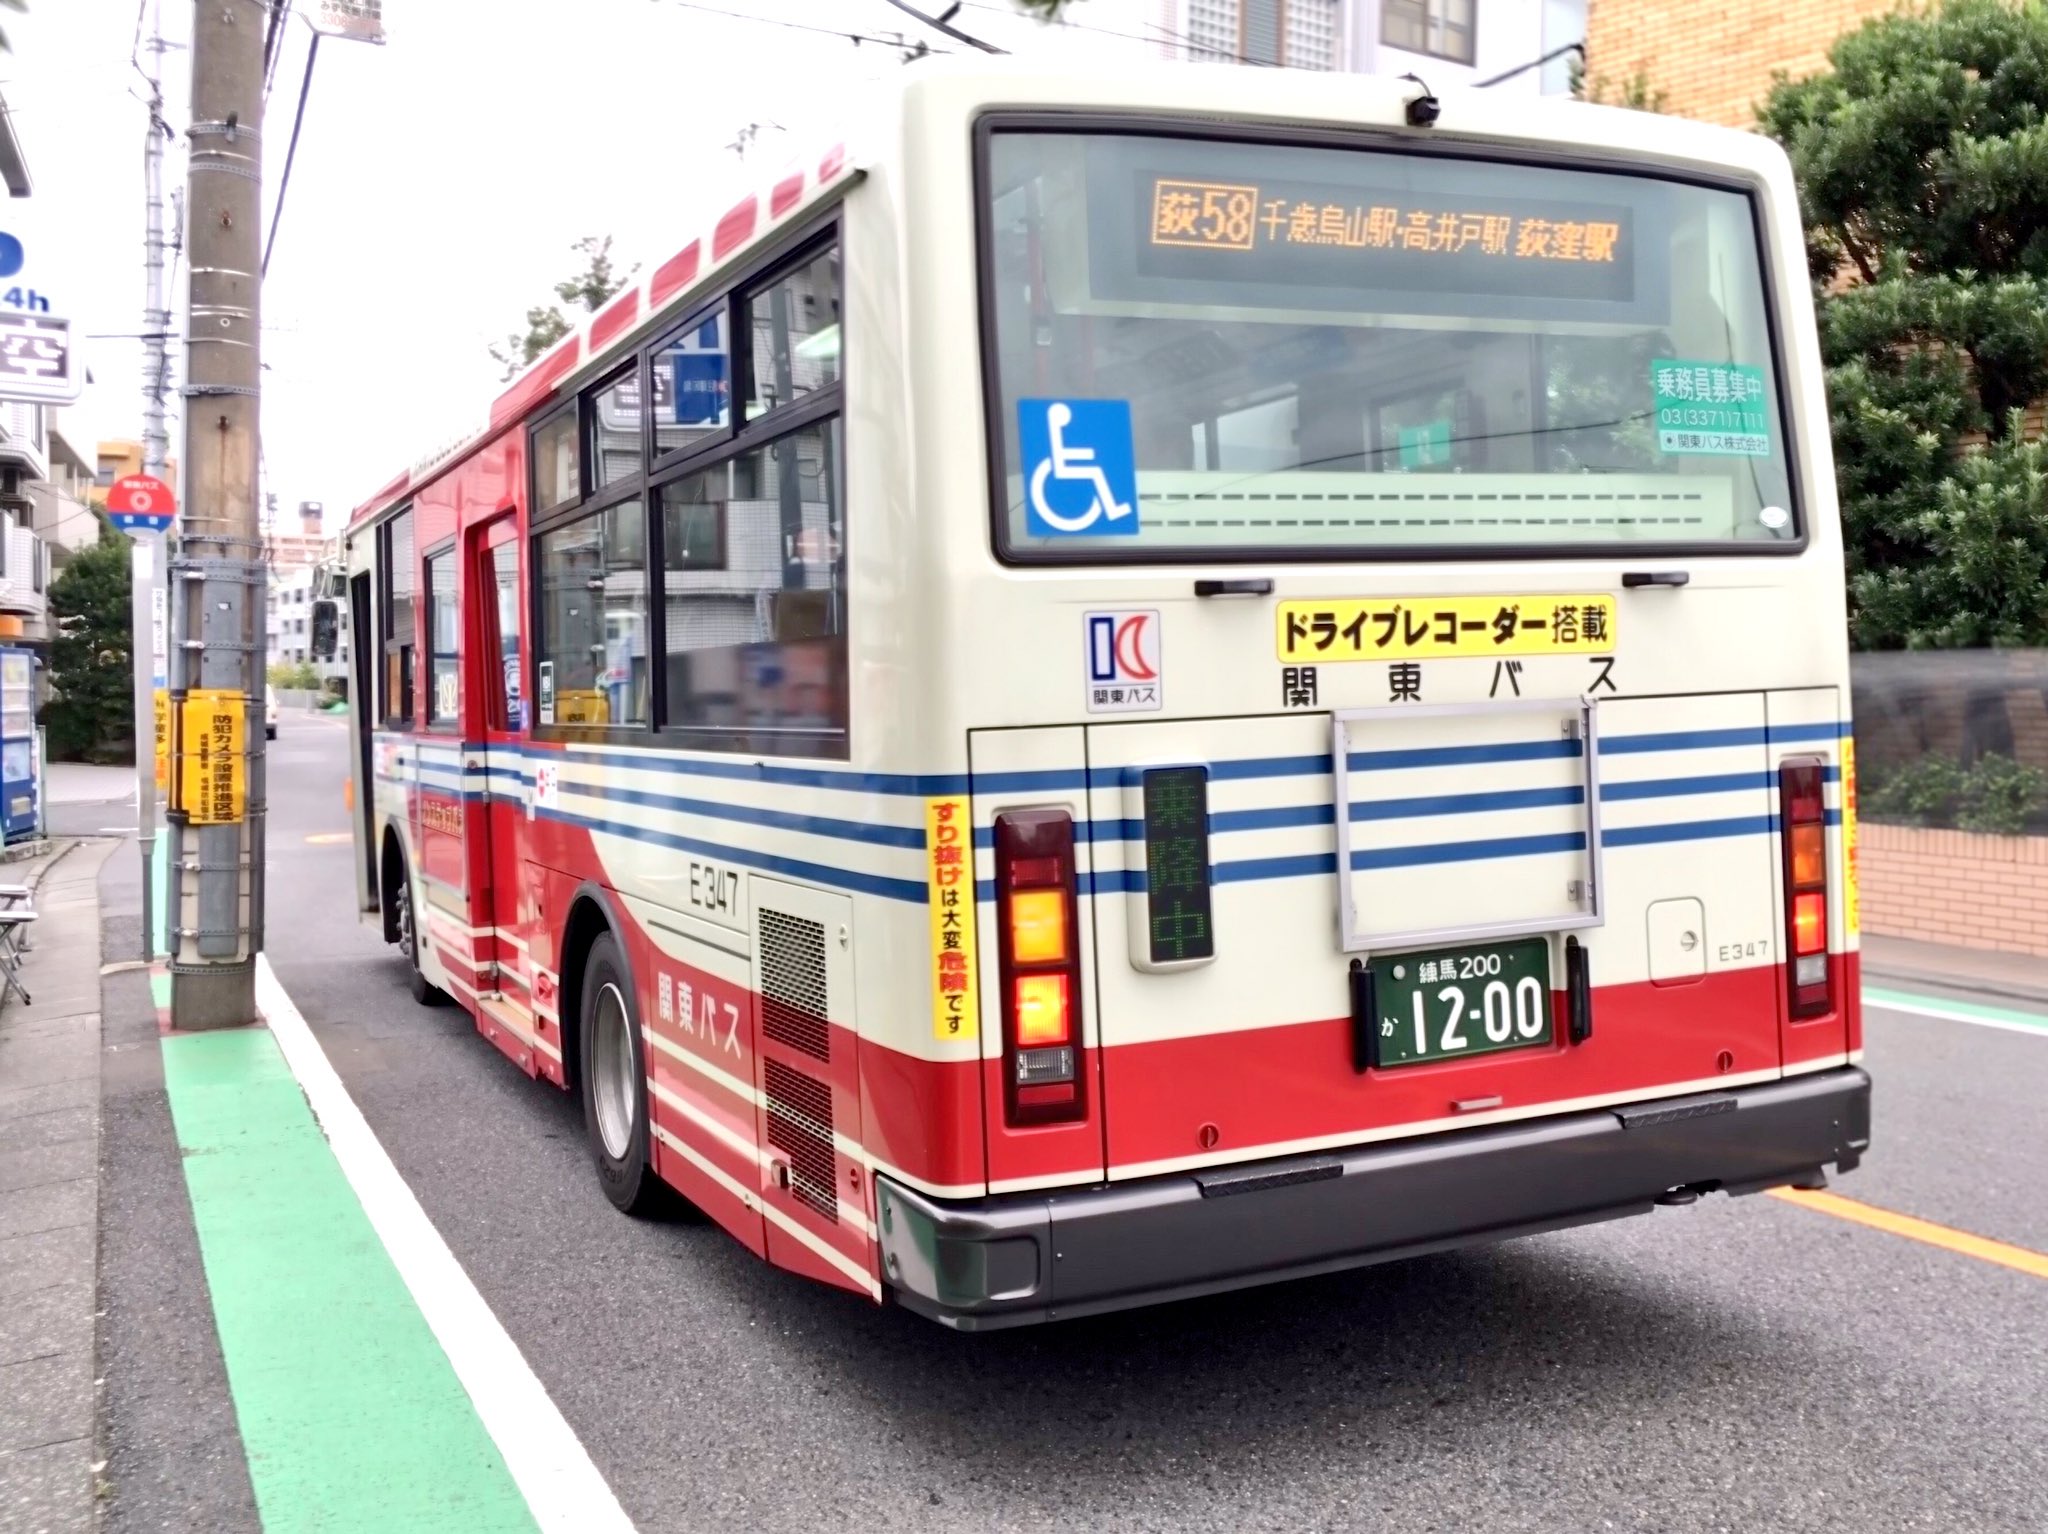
[1397,419,1451,468]
[1651,358,1771,457]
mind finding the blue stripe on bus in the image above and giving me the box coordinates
[1352,785,1585,820]
[385,783,1838,906]
[399,719,1848,805]
[1351,829,1589,870]
[1347,737,1583,772]
[562,778,926,850]
[1091,810,1844,894]
[1604,722,1845,755]
[532,806,928,904]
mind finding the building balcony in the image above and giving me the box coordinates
[0,522,52,636]
[0,402,50,484]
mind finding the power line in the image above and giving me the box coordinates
[875,0,1004,53]
[263,30,319,277]
[954,0,1277,66]
[658,0,955,53]
[1476,39,1582,89]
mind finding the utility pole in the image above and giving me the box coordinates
[133,0,172,962]
[170,0,266,1029]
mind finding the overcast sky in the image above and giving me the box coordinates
[5,0,1148,529]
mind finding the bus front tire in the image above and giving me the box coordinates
[578,934,664,1217]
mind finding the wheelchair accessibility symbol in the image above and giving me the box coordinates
[1019,398,1140,538]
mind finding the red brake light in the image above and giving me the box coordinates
[1792,892,1827,956]
[1779,758,1833,1017]
[994,808,1086,1126]
[1014,973,1071,1047]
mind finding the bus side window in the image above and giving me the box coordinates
[488,540,524,732]
[379,505,416,727]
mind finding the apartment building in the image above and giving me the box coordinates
[962,1,1583,92]
[1165,0,1584,90]
[0,402,54,643]
[0,89,55,648]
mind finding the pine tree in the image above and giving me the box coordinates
[42,523,136,763]
[1759,0,2048,651]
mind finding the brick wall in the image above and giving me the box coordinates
[1861,823,2048,958]
[1585,0,1902,128]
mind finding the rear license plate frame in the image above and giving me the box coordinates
[1366,937,1554,1069]
[1332,698,1606,953]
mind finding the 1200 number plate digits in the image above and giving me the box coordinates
[1369,939,1553,1068]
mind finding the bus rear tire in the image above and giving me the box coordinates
[579,934,664,1217]
[391,853,448,1008]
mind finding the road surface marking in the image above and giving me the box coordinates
[254,957,636,1533]
[1769,1188,2048,1281]
[1864,985,2048,1038]
[160,1018,540,1532]
[303,831,351,844]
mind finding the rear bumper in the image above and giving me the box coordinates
[877,1067,1871,1330]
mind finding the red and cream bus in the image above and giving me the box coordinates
[342,62,1870,1328]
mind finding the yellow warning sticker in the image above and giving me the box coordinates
[925,797,979,1044]
[180,689,245,825]
[1841,736,1859,935]
[1276,594,1618,662]
[152,688,172,796]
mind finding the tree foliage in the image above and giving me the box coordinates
[1568,55,1668,112]
[1760,0,2048,650]
[489,235,636,381]
[41,524,136,763]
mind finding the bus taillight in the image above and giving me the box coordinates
[1780,759,1832,1017]
[994,808,1086,1126]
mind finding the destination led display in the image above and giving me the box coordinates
[1140,173,1637,303]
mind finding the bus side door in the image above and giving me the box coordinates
[468,515,551,1073]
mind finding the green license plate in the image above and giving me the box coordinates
[1369,938,1554,1069]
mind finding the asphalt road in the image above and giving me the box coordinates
[115,710,2048,1532]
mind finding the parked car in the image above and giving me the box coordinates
[265,686,278,740]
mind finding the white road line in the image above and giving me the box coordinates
[255,956,636,1534]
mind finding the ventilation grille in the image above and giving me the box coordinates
[763,1058,838,1224]
[759,908,830,1062]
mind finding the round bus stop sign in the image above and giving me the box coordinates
[106,474,177,535]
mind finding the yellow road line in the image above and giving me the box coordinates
[1768,1187,2048,1281]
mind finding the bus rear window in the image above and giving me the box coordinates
[981,129,1799,561]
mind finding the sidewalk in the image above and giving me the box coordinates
[1860,932,2048,1008]
[0,837,118,1534]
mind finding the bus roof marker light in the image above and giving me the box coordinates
[1398,73,1441,129]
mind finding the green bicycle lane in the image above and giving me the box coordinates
[155,965,539,1533]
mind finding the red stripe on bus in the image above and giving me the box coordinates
[860,1040,983,1192]
[818,142,846,182]
[1098,965,1787,1171]
[770,171,805,218]
[588,288,641,352]
[713,195,758,263]
[649,240,702,309]
[490,337,580,429]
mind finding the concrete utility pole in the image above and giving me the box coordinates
[170,0,266,1029]
[133,0,172,961]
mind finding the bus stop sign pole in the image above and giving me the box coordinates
[106,475,176,963]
